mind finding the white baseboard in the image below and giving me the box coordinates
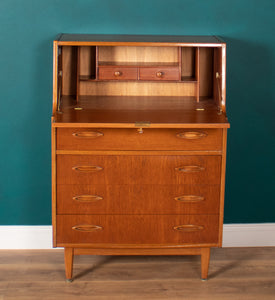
[0,224,274,249]
[222,223,275,247]
[0,226,53,249]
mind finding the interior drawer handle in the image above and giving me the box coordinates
[72,131,104,138]
[175,166,205,173]
[175,195,205,202]
[156,71,164,78]
[72,225,103,232]
[176,131,207,139]
[72,166,103,172]
[173,225,204,232]
[114,71,122,77]
[73,195,103,202]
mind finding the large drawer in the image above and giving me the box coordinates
[56,128,223,151]
[56,155,221,185]
[57,184,220,214]
[56,214,219,245]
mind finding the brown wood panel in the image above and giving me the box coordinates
[54,96,230,127]
[57,184,220,214]
[74,247,202,255]
[139,67,180,81]
[79,46,96,79]
[98,66,138,80]
[79,80,196,96]
[181,47,195,78]
[56,215,219,244]
[218,128,228,246]
[62,46,77,96]
[51,125,57,247]
[199,47,214,97]
[56,155,221,185]
[98,46,179,64]
[56,128,222,151]
[52,41,58,113]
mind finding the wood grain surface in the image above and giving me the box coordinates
[56,214,219,245]
[0,247,274,299]
[56,155,221,185]
[56,184,220,215]
[53,96,229,127]
[56,128,223,151]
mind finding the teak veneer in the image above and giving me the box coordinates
[51,34,229,281]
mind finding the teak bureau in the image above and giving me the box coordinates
[51,34,230,281]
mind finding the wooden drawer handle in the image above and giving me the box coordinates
[72,166,103,172]
[114,71,122,77]
[156,71,164,78]
[176,131,207,139]
[72,225,103,232]
[174,225,204,232]
[175,166,205,173]
[73,195,103,202]
[175,195,205,202]
[72,131,104,138]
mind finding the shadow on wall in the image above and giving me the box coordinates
[223,36,275,223]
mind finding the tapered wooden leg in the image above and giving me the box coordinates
[64,247,74,282]
[201,247,210,280]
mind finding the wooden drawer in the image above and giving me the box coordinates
[139,67,180,81]
[98,66,138,80]
[56,215,219,245]
[57,155,221,185]
[56,128,223,151]
[57,184,220,214]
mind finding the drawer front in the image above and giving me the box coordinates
[139,67,180,81]
[57,184,220,214]
[56,215,219,245]
[57,155,221,185]
[56,128,223,151]
[98,66,138,80]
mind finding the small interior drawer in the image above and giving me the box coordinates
[139,67,180,81]
[56,214,219,245]
[98,66,138,80]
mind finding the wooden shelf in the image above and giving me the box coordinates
[79,75,97,81]
[98,62,180,67]
[181,76,197,82]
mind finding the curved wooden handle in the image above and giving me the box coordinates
[175,195,205,202]
[156,71,164,78]
[72,131,104,138]
[176,131,207,139]
[175,166,205,173]
[73,195,103,202]
[72,166,103,172]
[72,225,103,232]
[173,224,204,232]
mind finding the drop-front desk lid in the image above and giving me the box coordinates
[52,96,230,128]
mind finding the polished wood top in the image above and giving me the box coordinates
[56,34,225,47]
[52,96,229,128]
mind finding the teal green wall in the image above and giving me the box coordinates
[0,0,274,225]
